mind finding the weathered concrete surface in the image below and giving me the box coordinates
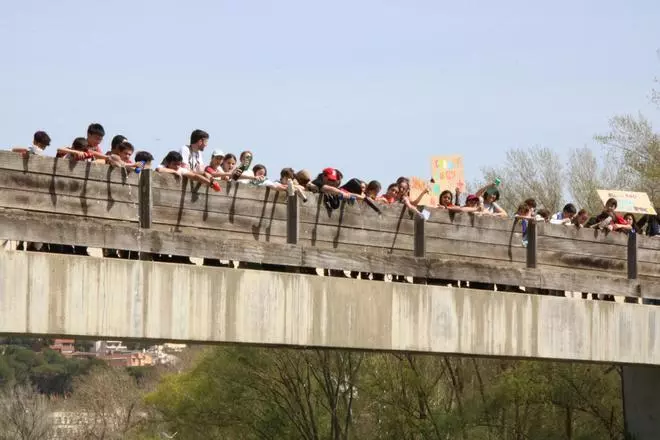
[1,250,660,365]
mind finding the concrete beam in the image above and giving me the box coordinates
[623,365,660,439]
[1,250,660,365]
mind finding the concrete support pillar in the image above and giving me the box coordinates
[623,365,660,439]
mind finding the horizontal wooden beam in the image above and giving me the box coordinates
[1,208,658,299]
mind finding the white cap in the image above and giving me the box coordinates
[211,149,225,158]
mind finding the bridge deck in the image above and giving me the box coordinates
[1,152,660,364]
[1,250,659,365]
[0,151,658,299]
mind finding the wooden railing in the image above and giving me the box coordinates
[0,151,659,299]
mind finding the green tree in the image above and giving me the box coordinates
[146,347,364,440]
[144,347,626,440]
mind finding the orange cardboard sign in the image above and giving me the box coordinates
[409,176,437,207]
[430,155,465,199]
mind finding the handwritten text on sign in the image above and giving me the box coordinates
[596,189,657,215]
[430,155,465,198]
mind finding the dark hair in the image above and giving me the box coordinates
[162,151,183,165]
[33,131,51,147]
[118,141,134,153]
[387,183,398,192]
[562,203,577,215]
[111,135,127,150]
[253,164,267,175]
[573,209,589,226]
[223,153,237,163]
[71,137,89,151]
[605,198,617,209]
[524,198,537,209]
[439,190,453,204]
[516,203,530,215]
[537,208,550,220]
[190,129,209,145]
[341,178,363,194]
[280,167,295,180]
[396,176,409,185]
[240,150,253,161]
[134,151,154,163]
[366,180,381,194]
[87,123,105,137]
[485,188,500,202]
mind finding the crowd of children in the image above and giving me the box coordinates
[11,124,660,239]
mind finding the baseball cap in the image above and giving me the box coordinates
[323,167,339,182]
[466,194,479,203]
[211,149,225,158]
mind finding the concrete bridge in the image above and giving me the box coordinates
[1,151,660,437]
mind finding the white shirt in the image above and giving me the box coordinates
[28,144,46,156]
[550,211,571,225]
[180,145,205,173]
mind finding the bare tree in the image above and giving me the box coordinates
[66,367,147,440]
[481,146,564,213]
[595,114,660,205]
[0,385,53,440]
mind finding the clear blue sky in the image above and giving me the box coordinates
[1,0,658,187]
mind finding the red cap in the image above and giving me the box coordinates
[323,167,339,182]
[466,194,478,202]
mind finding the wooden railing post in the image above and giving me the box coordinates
[526,220,537,268]
[627,232,638,280]
[414,216,425,258]
[286,182,299,245]
[138,169,152,229]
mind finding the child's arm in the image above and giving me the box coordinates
[492,202,508,218]
[103,154,124,167]
[475,183,496,198]
[204,167,231,180]
[401,195,423,218]
[182,170,212,186]
[269,183,288,192]
[459,206,480,213]
[409,187,430,206]
[89,150,107,160]
[612,223,633,232]
[57,147,87,160]
[156,167,178,174]
[319,185,344,196]
[11,147,30,158]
